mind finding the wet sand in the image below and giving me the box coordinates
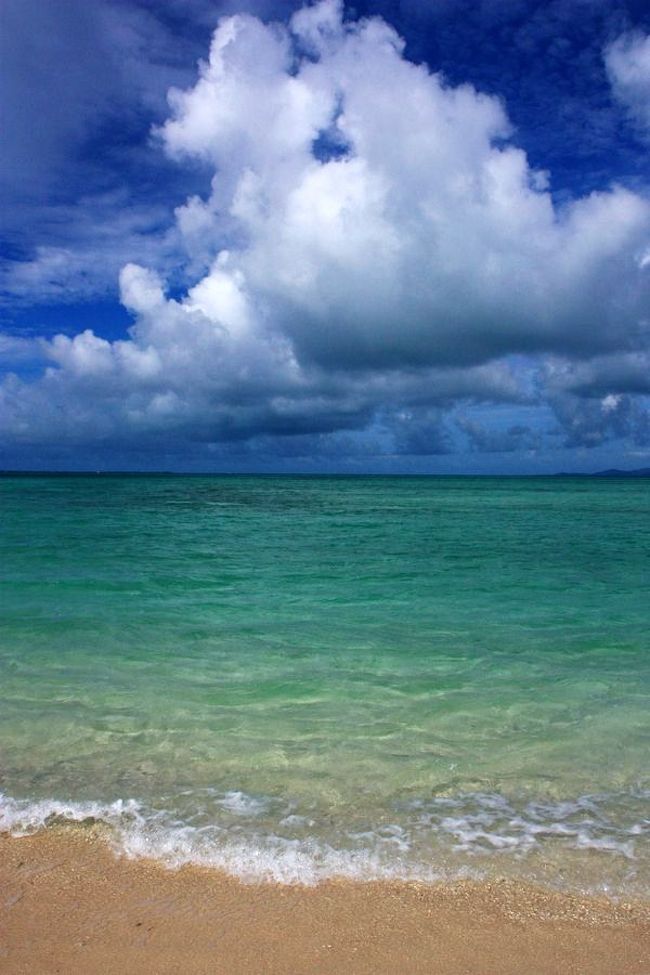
[1,829,649,974]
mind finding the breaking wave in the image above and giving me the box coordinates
[2,786,648,892]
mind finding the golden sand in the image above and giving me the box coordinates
[1,829,649,974]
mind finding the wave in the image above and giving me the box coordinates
[1,788,648,889]
[0,792,443,885]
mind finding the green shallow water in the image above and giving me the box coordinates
[1,474,649,891]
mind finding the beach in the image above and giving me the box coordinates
[2,828,649,974]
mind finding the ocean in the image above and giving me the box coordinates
[1,473,648,894]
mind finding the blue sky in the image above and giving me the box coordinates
[2,0,650,472]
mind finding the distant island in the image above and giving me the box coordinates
[556,467,650,477]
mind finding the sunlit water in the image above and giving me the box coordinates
[1,474,648,893]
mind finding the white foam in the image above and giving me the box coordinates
[216,791,273,817]
[1,788,647,886]
[405,791,649,860]
[117,826,444,885]
[0,791,441,885]
[0,794,144,834]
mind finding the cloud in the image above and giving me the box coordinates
[0,0,212,304]
[545,350,650,399]
[605,31,650,137]
[548,390,650,449]
[0,0,203,204]
[2,0,650,464]
[0,192,179,307]
[456,415,542,454]
[157,1,650,370]
[543,351,650,450]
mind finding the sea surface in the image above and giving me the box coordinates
[1,474,648,894]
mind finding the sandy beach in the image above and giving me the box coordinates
[1,828,648,975]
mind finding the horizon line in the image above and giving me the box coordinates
[1,468,649,478]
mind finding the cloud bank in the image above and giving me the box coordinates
[2,0,650,465]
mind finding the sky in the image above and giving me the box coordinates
[2,0,650,473]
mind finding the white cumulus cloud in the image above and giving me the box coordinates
[2,0,650,462]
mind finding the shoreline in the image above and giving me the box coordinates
[1,828,649,974]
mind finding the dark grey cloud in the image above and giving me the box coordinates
[456,415,542,454]
[549,390,650,449]
[546,351,650,400]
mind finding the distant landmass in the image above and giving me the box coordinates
[593,468,650,477]
[556,467,650,478]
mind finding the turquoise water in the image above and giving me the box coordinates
[1,474,649,893]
